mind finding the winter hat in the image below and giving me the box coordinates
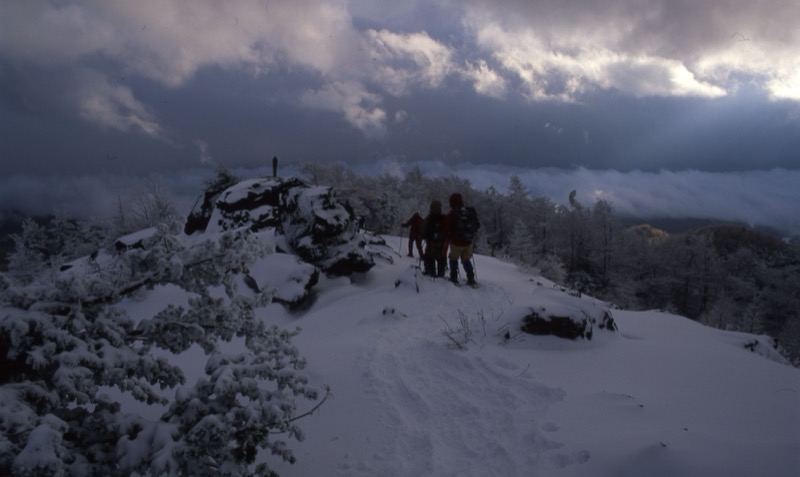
[449,193,464,208]
[429,200,442,214]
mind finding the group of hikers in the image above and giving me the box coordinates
[401,192,480,287]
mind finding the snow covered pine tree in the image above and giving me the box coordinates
[0,219,328,477]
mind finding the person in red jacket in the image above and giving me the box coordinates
[444,192,478,286]
[401,211,424,258]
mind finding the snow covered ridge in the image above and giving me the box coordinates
[1,174,798,476]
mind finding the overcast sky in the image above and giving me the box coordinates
[1,1,799,235]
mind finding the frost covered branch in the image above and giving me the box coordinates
[0,223,327,476]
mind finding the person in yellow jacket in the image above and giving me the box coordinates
[443,193,479,286]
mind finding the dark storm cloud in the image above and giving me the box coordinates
[1,1,798,233]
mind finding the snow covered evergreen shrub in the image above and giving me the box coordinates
[7,214,107,286]
[535,254,567,284]
[0,220,327,476]
[111,176,182,237]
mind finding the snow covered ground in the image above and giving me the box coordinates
[236,238,799,477]
[126,235,799,476]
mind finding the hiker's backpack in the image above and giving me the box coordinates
[454,206,480,242]
[425,214,445,242]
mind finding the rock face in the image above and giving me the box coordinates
[513,288,617,340]
[520,308,616,340]
[210,177,306,232]
[185,176,376,276]
[183,170,241,236]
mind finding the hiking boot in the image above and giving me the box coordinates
[436,259,447,278]
[423,258,435,276]
[466,269,475,285]
[447,258,458,283]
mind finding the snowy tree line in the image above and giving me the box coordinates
[299,163,800,365]
[3,165,799,368]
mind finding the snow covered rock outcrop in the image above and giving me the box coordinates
[514,288,617,340]
[113,226,159,252]
[239,253,320,309]
[185,176,376,276]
